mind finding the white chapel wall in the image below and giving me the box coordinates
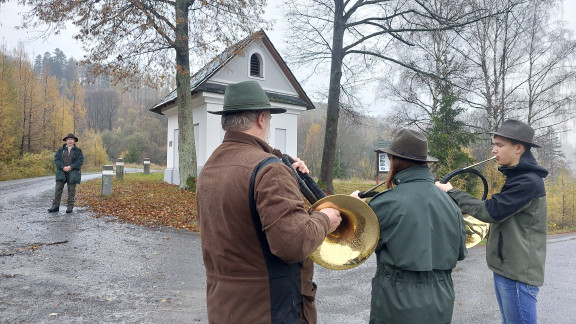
[161,39,311,185]
[211,41,298,97]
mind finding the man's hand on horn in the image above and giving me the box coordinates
[435,181,453,192]
[291,157,309,174]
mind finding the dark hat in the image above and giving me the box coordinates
[490,119,540,148]
[378,128,438,162]
[208,81,286,115]
[63,133,78,142]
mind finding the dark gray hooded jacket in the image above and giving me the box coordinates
[448,151,548,286]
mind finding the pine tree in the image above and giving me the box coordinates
[536,126,564,179]
[427,63,477,195]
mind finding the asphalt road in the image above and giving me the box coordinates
[1,175,575,323]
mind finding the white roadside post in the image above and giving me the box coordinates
[144,158,150,175]
[101,165,114,195]
[116,158,124,181]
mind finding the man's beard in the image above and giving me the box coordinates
[264,123,271,143]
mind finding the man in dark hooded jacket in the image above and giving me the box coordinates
[436,120,548,324]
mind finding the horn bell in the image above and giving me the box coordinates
[463,215,489,248]
[310,194,380,270]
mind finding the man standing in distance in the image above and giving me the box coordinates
[48,133,84,214]
[436,120,548,323]
[196,81,341,324]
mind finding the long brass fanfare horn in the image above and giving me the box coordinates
[439,156,496,248]
[282,155,379,270]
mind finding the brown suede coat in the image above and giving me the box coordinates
[196,131,329,324]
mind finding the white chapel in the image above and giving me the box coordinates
[150,30,315,185]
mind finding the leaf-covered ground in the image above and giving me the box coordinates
[76,173,199,232]
[76,173,377,233]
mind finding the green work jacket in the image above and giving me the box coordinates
[54,144,84,184]
[368,166,467,323]
[369,166,467,271]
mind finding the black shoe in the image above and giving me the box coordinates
[48,206,59,213]
[66,206,73,213]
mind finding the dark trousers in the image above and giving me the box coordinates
[52,176,77,207]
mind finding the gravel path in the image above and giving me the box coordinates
[1,175,574,323]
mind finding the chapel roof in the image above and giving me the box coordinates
[150,30,314,114]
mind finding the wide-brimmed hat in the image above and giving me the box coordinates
[378,128,438,162]
[208,81,286,115]
[490,119,540,148]
[63,133,78,142]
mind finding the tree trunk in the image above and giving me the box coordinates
[319,0,345,194]
[175,0,197,190]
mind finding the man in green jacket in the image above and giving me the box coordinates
[436,120,548,324]
[48,133,84,214]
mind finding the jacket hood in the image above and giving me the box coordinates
[499,150,548,178]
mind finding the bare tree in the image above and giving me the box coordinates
[379,0,474,132]
[8,0,269,189]
[520,1,576,131]
[84,87,121,132]
[284,0,507,192]
[381,0,576,177]
[459,0,576,134]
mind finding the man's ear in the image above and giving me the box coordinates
[256,111,267,129]
[514,143,526,155]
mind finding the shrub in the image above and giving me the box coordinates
[0,150,54,181]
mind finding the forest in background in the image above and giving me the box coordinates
[0,45,170,179]
[287,0,576,230]
[0,39,574,230]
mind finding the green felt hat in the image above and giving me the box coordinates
[208,81,286,115]
[379,128,438,162]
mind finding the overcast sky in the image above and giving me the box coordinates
[3,1,574,69]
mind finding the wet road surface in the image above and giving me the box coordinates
[1,175,575,323]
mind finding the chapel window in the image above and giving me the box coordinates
[250,53,262,77]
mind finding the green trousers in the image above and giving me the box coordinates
[51,175,77,208]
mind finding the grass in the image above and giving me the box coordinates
[76,174,576,236]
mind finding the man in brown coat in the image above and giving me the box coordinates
[196,81,341,324]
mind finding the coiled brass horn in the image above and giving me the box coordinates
[439,156,495,248]
[355,156,496,249]
[282,155,379,270]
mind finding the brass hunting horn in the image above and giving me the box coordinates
[355,156,496,249]
[282,155,379,270]
[439,156,496,248]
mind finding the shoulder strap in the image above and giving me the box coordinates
[249,156,302,323]
[249,156,283,216]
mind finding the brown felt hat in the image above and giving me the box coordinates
[63,133,78,142]
[490,119,540,148]
[378,128,438,162]
[208,81,286,115]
